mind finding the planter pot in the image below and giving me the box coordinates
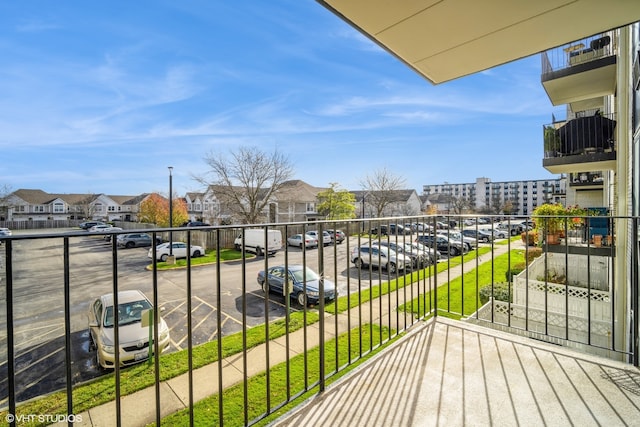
[546,233,561,245]
[593,234,602,247]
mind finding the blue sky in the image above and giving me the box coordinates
[0,1,565,197]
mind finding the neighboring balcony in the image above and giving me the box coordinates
[541,32,617,111]
[542,112,616,174]
[569,171,605,189]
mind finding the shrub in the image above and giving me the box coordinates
[479,282,512,305]
[505,262,526,282]
[525,247,543,264]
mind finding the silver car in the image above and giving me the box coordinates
[88,290,170,369]
[117,233,158,249]
[351,245,410,274]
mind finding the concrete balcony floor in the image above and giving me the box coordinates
[273,317,640,426]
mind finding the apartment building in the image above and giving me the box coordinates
[422,177,566,215]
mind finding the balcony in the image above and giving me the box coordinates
[541,33,617,111]
[542,112,616,174]
[0,215,637,425]
[569,171,605,189]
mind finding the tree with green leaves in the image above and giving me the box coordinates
[317,183,356,220]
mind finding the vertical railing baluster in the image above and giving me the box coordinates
[186,230,194,427]
[63,238,73,426]
[6,239,16,427]
[111,238,122,427]
[216,229,224,426]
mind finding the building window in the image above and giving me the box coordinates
[53,202,64,213]
[306,202,315,212]
[108,206,115,212]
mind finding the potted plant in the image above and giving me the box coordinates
[532,203,568,244]
[543,125,561,157]
[566,205,588,230]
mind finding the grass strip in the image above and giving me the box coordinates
[150,248,246,270]
[156,324,394,426]
[5,310,318,426]
[399,249,526,319]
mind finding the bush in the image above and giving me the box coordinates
[505,262,526,282]
[525,247,543,264]
[479,282,512,305]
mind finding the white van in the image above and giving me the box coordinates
[233,229,282,256]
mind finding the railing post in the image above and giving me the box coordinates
[633,218,639,366]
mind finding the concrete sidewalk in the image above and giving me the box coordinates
[64,241,521,426]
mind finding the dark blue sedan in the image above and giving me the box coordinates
[257,265,337,306]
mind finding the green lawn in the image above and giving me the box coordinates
[149,248,247,270]
[157,324,394,427]
[399,249,526,319]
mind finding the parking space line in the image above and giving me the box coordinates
[253,292,301,311]
[14,324,65,353]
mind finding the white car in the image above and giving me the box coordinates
[306,230,332,246]
[0,227,12,236]
[148,242,204,262]
[89,224,120,233]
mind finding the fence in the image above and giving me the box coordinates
[0,214,636,426]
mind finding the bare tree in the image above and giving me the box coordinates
[0,184,13,221]
[449,196,471,215]
[196,146,294,224]
[360,167,406,217]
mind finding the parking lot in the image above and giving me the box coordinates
[0,226,498,403]
[0,230,376,403]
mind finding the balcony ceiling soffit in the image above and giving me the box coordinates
[542,64,617,106]
[317,0,640,84]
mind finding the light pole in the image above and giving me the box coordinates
[168,166,173,256]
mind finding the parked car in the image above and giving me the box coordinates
[438,230,477,251]
[497,222,524,236]
[415,234,465,256]
[372,240,430,268]
[148,242,204,262]
[88,224,115,232]
[233,229,282,256]
[287,233,318,249]
[0,227,12,236]
[327,229,346,244]
[390,224,412,235]
[461,228,494,243]
[410,242,441,263]
[370,224,411,236]
[350,245,410,274]
[412,222,432,232]
[257,265,337,306]
[181,221,210,227]
[306,230,332,246]
[80,221,106,230]
[117,233,159,249]
[483,228,508,239]
[88,289,170,369]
